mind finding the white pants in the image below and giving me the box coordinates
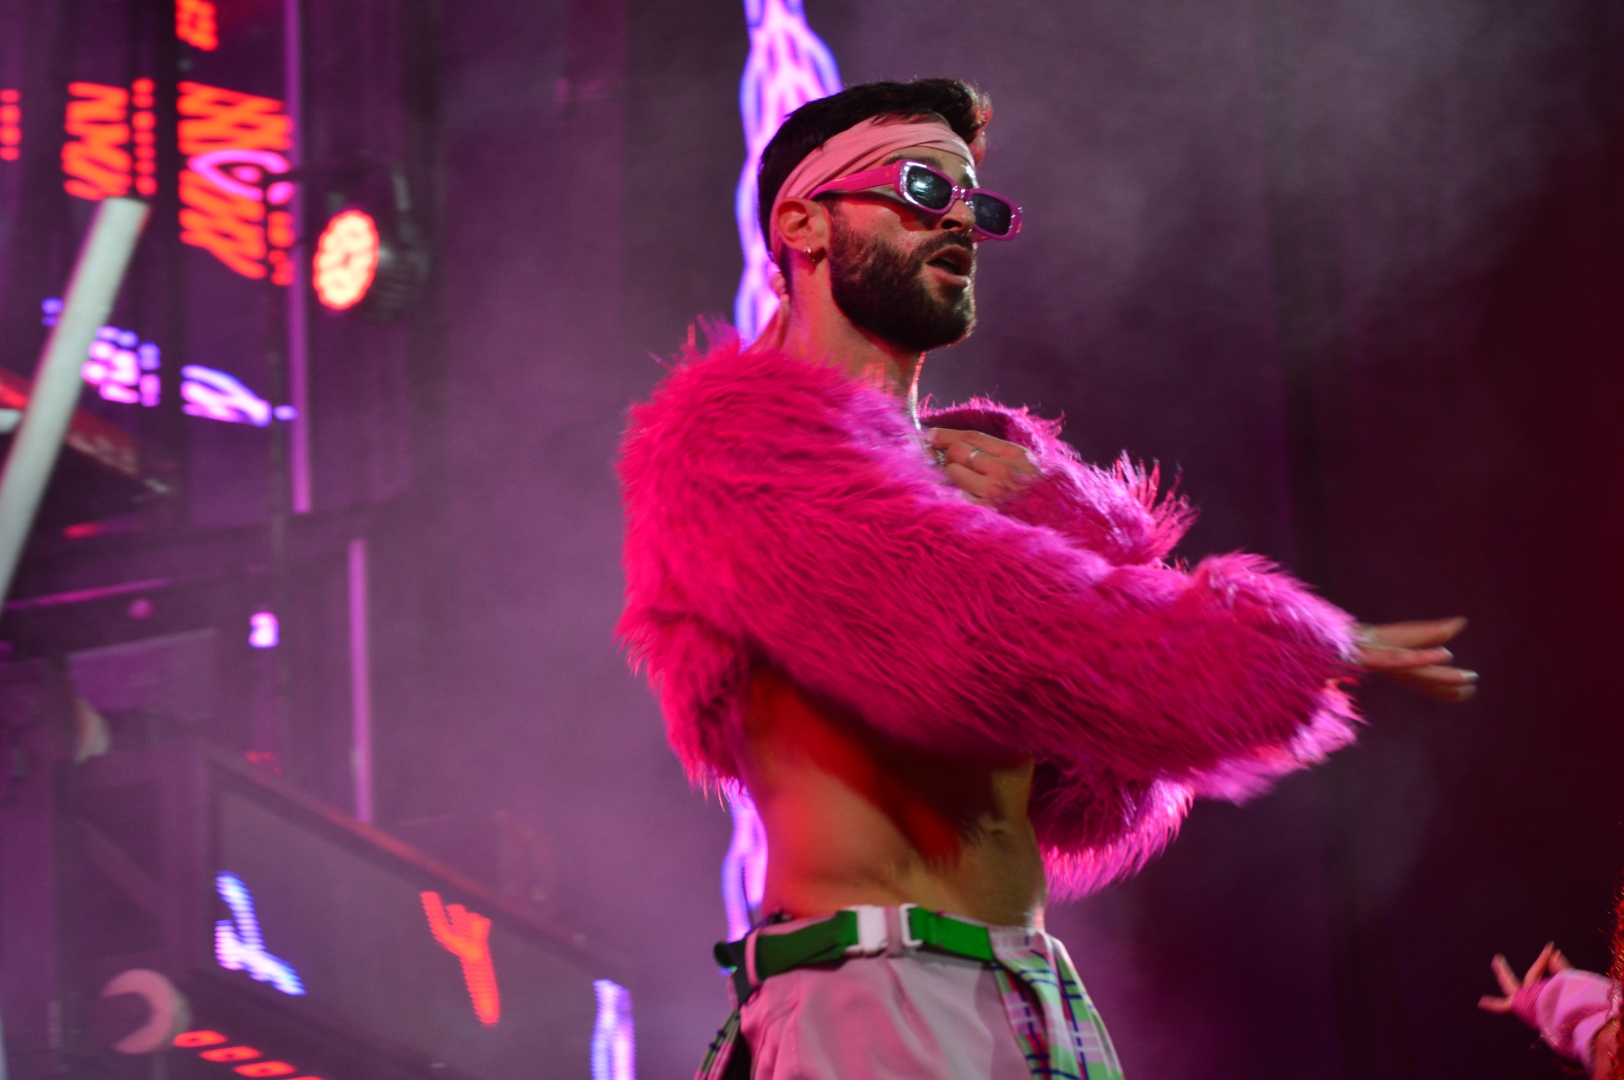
[738,948,1033,1080]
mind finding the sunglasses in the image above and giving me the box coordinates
[810,160,1023,241]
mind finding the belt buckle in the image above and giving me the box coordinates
[845,905,888,956]
[897,903,923,950]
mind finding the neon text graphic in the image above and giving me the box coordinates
[734,0,841,341]
[590,980,635,1080]
[181,365,275,426]
[61,80,155,200]
[43,299,295,426]
[214,872,305,995]
[131,79,156,196]
[83,325,161,406]
[1,89,19,161]
[63,83,130,200]
[177,0,219,51]
[178,83,294,284]
[421,891,500,1026]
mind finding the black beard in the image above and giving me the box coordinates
[826,214,975,353]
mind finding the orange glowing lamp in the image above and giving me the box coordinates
[312,210,381,311]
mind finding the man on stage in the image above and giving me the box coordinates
[618,78,1473,1080]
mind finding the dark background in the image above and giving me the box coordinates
[4,0,1623,1076]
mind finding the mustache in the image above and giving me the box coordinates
[914,234,976,264]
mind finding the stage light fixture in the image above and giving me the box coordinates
[311,164,429,321]
[312,209,379,311]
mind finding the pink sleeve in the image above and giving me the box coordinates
[1512,970,1617,1069]
[921,400,1192,566]
[621,349,1359,788]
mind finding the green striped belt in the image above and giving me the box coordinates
[699,903,1124,1080]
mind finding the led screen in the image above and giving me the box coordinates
[215,786,602,1079]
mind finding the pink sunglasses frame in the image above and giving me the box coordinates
[809,160,1023,241]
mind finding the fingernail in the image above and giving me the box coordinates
[1461,671,1479,682]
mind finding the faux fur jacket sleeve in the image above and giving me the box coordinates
[618,333,1359,896]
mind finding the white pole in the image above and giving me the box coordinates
[0,197,150,614]
[348,537,373,823]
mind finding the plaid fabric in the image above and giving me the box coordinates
[697,910,1124,1080]
[988,928,1124,1080]
[695,1007,742,1080]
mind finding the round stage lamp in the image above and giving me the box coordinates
[312,209,380,311]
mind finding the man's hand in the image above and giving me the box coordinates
[927,428,1039,507]
[1478,942,1568,1013]
[1356,617,1477,702]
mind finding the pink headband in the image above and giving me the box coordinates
[766,116,975,256]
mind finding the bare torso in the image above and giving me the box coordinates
[735,666,1047,928]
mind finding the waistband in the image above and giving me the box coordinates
[714,903,1005,1005]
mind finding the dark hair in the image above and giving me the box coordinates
[756,79,991,242]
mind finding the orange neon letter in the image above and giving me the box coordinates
[420,892,499,1025]
[62,83,130,200]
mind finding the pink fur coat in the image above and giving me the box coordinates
[617,332,1359,897]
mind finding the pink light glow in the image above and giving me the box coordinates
[591,981,635,1080]
[182,365,272,426]
[421,892,500,1026]
[82,326,160,406]
[189,149,294,205]
[734,0,841,341]
[249,613,279,649]
[214,873,304,995]
[722,789,768,939]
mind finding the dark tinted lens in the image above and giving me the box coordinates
[969,194,1014,236]
[901,165,954,211]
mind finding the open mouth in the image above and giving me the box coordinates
[924,246,974,278]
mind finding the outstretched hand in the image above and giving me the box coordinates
[925,433,1479,704]
[1355,617,1477,702]
[1478,942,1568,1013]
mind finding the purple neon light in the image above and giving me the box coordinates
[41,298,295,426]
[42,301,164,407]
[214,872,304,995]
[722,789,768,939]
[181,364,272,426]
[590,980,635,1080]
[187,148,294,206]
[249,612,279,648]
[734,0,841,342]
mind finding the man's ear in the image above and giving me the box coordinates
[774,197,830,257]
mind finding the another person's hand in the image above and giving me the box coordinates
[927,428,1038,508]
[1355,617,1477,702]
[1479,942,1569,1013]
